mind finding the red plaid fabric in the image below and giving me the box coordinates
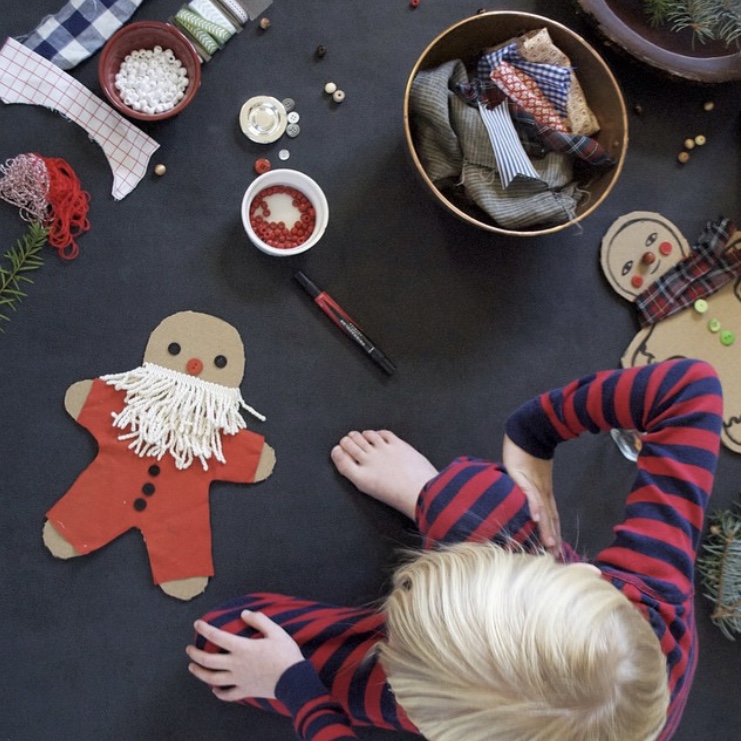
[635,218,739,327]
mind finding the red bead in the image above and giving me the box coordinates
[631,275,644,289]
[659,241,673,256]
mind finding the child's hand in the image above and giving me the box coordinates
[502,434,562,555]
[186,610,304,701]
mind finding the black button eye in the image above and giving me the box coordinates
[214,355,227,368]
[168,342,181,356]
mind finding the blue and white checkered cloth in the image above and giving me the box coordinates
[18,0,146,70]
[477,41,572,118]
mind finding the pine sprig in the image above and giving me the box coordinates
[0,221,49,331]
[642,0,741,46]
[698,504,741,640]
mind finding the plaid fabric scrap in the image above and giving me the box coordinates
[477,41,571,117]
[19,0,145,70]
[636,218,740,327]
[490,61,568,133]
[457,78,614,167]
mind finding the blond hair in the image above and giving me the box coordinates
[379,542,669,741]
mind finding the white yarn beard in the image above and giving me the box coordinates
[101,362,265,471]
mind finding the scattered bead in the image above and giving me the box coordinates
[259,17,270,29]
[332,89,346,103]
[694,134,707,146]
[684,138,695,150]
[254,158,271,174]
[324,81,337,94]
[249,184,316,249]
[315,44,327,59]
[410,0,420,7]
[677,151,690,164]
[633,102,643,115]
[154,163,167,176]
[703,100,715,111]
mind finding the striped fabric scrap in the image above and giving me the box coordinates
[478,101,539,188]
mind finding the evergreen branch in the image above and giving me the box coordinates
[642,0,741,45]
[698,504,741,640]
[0,221,49,333]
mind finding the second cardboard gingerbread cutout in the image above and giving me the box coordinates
[601,212,741,453]
[43,311,276,600]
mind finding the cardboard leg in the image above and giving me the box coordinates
[160,576,209,600]
[43,519,82,559]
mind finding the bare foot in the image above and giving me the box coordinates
[330,430,437,519]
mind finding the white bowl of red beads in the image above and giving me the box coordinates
[242,169,329,256]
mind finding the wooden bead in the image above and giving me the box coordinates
[154,163,166,176]
[677,151,690,164]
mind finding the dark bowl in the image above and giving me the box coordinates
[576,0,741,83]
[403,11,628,237]
[98,21,201,121]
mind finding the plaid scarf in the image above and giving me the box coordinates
[635,218,740,327]
[456,78,614,167]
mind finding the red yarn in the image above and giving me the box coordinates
[38,155,91,260]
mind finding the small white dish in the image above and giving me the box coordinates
[241,169,329,257]
[239,95,287,143]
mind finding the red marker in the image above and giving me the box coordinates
[294,271,395,375]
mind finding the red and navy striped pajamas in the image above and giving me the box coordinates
[197,359,722,741]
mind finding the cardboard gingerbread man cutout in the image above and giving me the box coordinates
[43,311,276,600]
[601,212,741,453]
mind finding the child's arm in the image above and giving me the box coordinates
[188,613,361,741]
[506,358,723,596]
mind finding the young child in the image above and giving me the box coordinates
[186,358,722,741]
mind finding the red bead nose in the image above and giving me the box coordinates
[186,358,204,376]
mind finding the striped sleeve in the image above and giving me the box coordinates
[276,661,360,741]
[415,457,539,549]
[506,358,723,597]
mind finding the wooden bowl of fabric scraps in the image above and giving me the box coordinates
[99,21,201,121]
[403,11,628,237]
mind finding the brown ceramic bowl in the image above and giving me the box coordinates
[403,11,628,237]
[577,0,741,84]
[98,21,201,121]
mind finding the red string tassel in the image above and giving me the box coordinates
[38,155,91,260]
